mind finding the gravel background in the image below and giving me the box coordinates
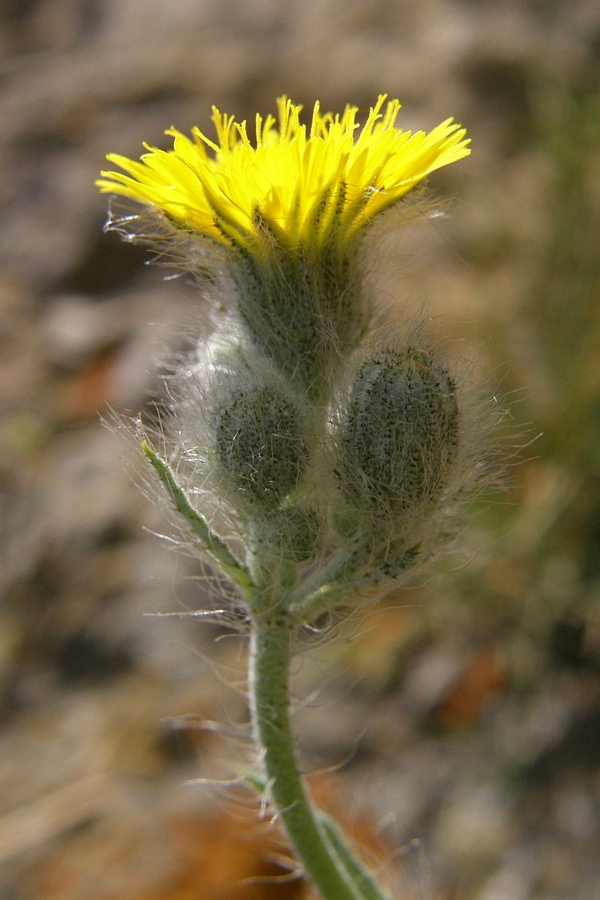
[1,2,600,898]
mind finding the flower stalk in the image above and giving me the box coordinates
[98,95,481,899]
[249,615,382,900]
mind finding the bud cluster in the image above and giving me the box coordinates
[155,283,479,626]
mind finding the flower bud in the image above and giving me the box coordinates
[337,348,459,521]
[253,506,325,562]
[212,381,310,509]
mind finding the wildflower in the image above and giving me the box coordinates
[98,97,482,900]
[98,95,470,257]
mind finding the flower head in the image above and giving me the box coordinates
[97,95,469,256]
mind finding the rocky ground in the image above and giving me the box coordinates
[1,1,600,898]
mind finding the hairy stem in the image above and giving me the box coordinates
[142,442,391,898]
[291,543,421,624]
[319,812,389,900]
[141,441,255,596]
[249,615,389,900]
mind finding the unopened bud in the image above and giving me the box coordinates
[212,381,310,508]
[337,348,459,521]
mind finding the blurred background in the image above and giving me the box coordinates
[1,1,600,897]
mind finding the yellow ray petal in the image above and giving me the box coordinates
[97,97,470,256]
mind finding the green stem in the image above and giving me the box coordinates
[288,543,370,611]
[320,812,388,900]
[142,445,392,898]
[141,441,254,596]
[289,540,421,624]
[249,616,388,900]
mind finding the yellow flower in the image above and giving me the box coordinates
[97,96,469,256]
